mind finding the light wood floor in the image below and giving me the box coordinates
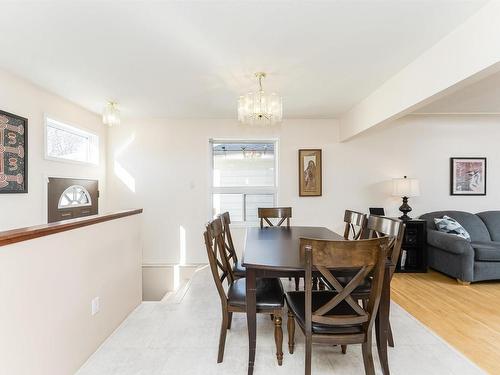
[392,270,500,375]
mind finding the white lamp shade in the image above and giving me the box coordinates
[392,177,420,197]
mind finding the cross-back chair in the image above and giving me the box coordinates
[316,210,368,292]
[365,215,405,347]
[258,207,292,229]
[285,237,389,375]
[258,207,300,291]
[366,215,405,280]
[204,217,285,365]
[343,210,368,240]
[337,215,405,353]
[219,212,246,278]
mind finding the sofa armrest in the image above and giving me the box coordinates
[427,230,473,255]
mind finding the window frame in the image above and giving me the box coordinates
[209,138,279,226]
[44,115,100,166]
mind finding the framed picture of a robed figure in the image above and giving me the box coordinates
[0,110,28,193]
[450,157,486,196]
[299,149,322,197]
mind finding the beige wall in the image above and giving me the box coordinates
[0,215,142,375]
[0,68,107,230]
[106,115,500,268]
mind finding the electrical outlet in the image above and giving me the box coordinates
[91,297,100,316]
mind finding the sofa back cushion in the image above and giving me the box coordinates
[477,211,500,241]
[419,211,491,242]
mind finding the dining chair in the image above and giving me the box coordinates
[219,212,246,279]
[258,207,292,229]
[204,217,285,365]
[258,207,300,291]
[343,210,368,240]
[365,215,405,348]
[285,237,389,375]
[336,215,405,352]
[315,210,369,292]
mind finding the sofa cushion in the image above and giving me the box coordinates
[434,215,471,241]
[471,241,500,262]
[420,211,491,242]
[477,211,500,241]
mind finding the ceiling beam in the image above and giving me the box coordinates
[339,1,500,142]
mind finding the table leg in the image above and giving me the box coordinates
[246,267,257,375]
[376,264,391,375]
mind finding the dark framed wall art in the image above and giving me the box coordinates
[299,149,322,196]
[450,157,486,196]
[0,110,28,193]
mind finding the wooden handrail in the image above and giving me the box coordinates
[0,209,143,247]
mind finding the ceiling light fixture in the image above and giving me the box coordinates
[238,72,282,126]
[102,101,120,127]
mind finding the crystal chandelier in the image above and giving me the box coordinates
[238,72,282,125]
[102,101,121,127]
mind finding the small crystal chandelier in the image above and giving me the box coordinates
[102,101,121,127]
[238,72,283,125]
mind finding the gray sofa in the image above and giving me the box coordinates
[419,210,500,284]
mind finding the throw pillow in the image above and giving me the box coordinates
[434,215,471,241]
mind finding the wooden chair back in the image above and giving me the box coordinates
[300,237,388,332]
[258,207,292,229]
[343,210,367,240]
[204,217,233,305]
[367,215,405,278]
[220,212,238,265]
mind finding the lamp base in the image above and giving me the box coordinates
[398,196,412,221]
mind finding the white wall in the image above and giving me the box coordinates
[0,214,142,375]
[106,115,500,267]
[107,119,337,265]
[339,0,500,140]
[0,69,107,230]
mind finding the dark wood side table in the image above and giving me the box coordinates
[396,219,427,273]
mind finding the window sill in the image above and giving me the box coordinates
[45,155,99,167]
[229,222,260,229]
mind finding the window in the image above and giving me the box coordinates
[45,117,99,164]
[211,140,277,223]
[58,185,92,209]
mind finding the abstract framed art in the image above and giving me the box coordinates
[0,109,28,193]
[450,157,486,196]
[299,149,322,196]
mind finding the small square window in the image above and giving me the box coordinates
[211,141,277,224]
[45,117,99,165]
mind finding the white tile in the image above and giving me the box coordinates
[77,268,486,375]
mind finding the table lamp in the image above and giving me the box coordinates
[392,176,420,220]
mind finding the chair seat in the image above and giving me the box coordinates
[228,278,284,309]
[285,291,364,335]
[471,241,500,262]
[320,270,372,295]
[233,260,246,277]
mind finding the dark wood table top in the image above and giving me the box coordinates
[242,226,343,271]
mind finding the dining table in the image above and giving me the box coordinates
[242,226,392,375]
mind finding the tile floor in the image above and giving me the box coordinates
[77,267,485,375]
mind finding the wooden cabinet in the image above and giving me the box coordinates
[396,219,428,273]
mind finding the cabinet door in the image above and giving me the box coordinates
[47,177,98,223]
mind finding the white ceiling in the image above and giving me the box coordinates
[414,70,500,114]
[0,0,488,119]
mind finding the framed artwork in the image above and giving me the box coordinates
[299,149,322,196]
[450,157,486,196]
[0,110,28,193]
